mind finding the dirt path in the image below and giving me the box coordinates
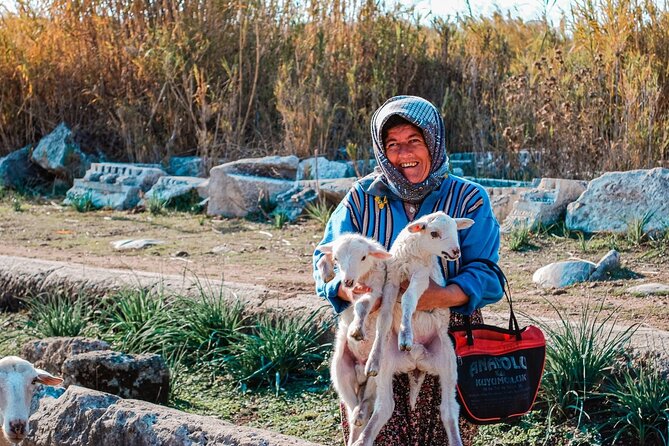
[1,199,668,334]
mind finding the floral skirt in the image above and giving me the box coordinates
[340,310,483,446]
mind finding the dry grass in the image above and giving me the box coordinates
[0,0,666,177]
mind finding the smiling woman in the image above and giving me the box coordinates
[382,119,431,184]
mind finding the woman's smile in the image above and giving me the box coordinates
[384,124,431,184]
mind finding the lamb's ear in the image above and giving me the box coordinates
[35,369,64,386]
[369,247,392,260]
[407,222,427,233]
[318,242,334,254]
[455,218,475,230]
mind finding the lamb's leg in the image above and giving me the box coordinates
[351,370,377,427]
[436,328,463,446]
[348,292,376,341]
[351,368,395,446]
[331,332,360,420]
[365,280,398,377]
[398,270,430,351]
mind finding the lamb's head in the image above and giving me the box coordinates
[406,211,474,261]
[318,234,391,288]
[0,356,62,444]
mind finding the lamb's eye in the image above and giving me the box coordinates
[361,256,367,261]
[430,231,440,238]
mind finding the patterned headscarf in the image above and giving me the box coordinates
[370,96,449,203]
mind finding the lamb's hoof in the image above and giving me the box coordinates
[365,366,378,377]
[349,328,364,341]
[399,342,412,351]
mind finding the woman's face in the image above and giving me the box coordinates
[384,123,431,184]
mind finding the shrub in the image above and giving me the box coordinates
[146,195,167,216]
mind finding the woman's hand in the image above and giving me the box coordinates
[398,279,469,311]
[337,283,372,303]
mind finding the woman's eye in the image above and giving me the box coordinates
[361,256,367,261]
[430,231,440,238]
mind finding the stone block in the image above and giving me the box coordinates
[21,337,111,376]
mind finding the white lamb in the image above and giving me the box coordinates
[357,211,474,446]
[317,234,392,444]
[0,356,63,446]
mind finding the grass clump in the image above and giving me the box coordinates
[97,288,185,357]
[626,211,655,246]
[69,191,95,212]
[599,355,669,445]
[304,200,333,229]
[272,211,289,229]
[225,309,332,390]
[146,195,168,216]
[537,300,637,422]
[25,291,93,337]
[507,225,535,251]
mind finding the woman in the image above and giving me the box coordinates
[313,95,503,445]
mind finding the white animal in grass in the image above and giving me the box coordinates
[356,211,474,446]
[317,234,392,445]
[0,356,63,446]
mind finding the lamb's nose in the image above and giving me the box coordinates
[452,247,460,258]
[9,420,26,437]
[344,279,354,287]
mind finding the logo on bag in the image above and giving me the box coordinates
[469,355,528,384]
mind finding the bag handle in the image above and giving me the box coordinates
[461,258,521,344]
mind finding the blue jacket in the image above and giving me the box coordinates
[313,174,503,315]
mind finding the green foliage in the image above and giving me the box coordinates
[176,284,246,365]
[25,291,92,337]
[304,200,333,229]
[97,288,185,357]
[225,309,332,389]
[69,191,95,213]
[146,195,167,216]
[576,231,589,253]
[11,196,22,212]
[600,356,669,445]
[272,211,289,229]
[507,225,534,251]
[626,211,655,246]
[537,300,637,422]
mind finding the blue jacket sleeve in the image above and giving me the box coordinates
[313,189,360,314]
[447,187,504,315]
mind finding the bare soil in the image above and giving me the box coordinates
[1,198,668,333]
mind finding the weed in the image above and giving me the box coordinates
[11,196,22,212]
[146,195,167,216]
[98,288,185,357]
[25,291,92,337]
[225,309,332,389]
[304,200,333,229]
[507,225,534,251]
[272,211,289,229]
[626,212,654,246]
[536,300,637,422]
[69,191,95,212]
[576,231,589,253]
[599,357,669,444]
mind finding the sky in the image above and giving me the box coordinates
[402,0,575,26]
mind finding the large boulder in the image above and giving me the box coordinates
[62,351,170,404]
[566,168,669,234]
[21,337,111,375]
[502,178,587,232]
[207,172,295,217]
[143,176,207,206]
[31,123,90,179]
[0,146,53,190]
[297,157,352,180]
[217,155,299,180]
[533,250,620,288]
[26,386,318,446]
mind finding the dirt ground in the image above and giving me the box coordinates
[1,197,668,334]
